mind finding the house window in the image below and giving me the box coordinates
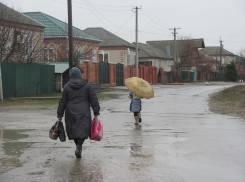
[104,53,109,62]
[14,31,32,56]
[23,34,32,56]
[92,49,97,62]
[77,48,84,61]
[99,54,103,61]
[44,48,54,62]
[99,52,109,62]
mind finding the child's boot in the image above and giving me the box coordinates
[138,113,142,123]
[134,116,139,125]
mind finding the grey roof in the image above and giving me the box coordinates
[0,3,45,27]
[198,52,215,62]
[23,12,101,42]
[147,38,205,57]
[134,42,173,60]
[42,62,69,73]
[199,46,236,56]
[84,27,135,48]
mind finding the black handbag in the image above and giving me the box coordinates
[49,120,66,142]
[58,121,66,142]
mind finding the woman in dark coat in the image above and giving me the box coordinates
[57,67,100,158]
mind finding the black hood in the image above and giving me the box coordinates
[67,77,88,89]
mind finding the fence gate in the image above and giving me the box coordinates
[98,61,109,84]
[116,63,123,86]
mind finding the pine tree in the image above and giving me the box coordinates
[225,61,238,82]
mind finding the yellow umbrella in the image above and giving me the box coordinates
[125,77,154,99]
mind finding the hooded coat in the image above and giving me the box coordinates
[57,77,100,140]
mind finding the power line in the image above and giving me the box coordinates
[139,31,172,36]
[141,9,169,29]
[114,12,135,34]
[74,0,132,8]
[53,0,131,12]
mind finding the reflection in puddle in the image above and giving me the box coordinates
[0,126,3,140]
[128,126,154,179]
[0,129,33,173]
[51,159,104,181]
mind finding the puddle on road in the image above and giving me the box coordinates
[0,129,33,173]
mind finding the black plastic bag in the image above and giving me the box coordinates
[58,121,66,142]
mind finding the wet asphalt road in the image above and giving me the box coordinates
[0,83,245,182]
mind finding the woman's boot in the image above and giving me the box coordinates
[75,139,85,158]
[134,116,139,125]
[75,145,82,158]
[138,113,142,123]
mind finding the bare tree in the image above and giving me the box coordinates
[172,36,197,82]
[196,52,213,81]
[237,49,245,81]
[0,3,44,63]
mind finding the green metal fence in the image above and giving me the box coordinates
[98,61,109,84]
[116,63,123,86]
[1,62,55,99]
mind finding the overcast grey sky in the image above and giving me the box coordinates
[3,0,245,54]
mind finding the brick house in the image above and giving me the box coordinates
[0,3,45,63]
[147,39,205,81]
[199,46,236,66]
[84,27,136,66]
[199,46,237,80]
[23,12,102,63]
[196,52,217,81]
[135,42,173,71]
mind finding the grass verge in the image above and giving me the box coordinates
[209,85,245,119]
[0,88,128,108]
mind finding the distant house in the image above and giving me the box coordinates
[0,3,45,63]
[147,38,205,81]
[134,42,173,72]
[147,39,205,59]
[147,39,205,67]
[196,52,216,80]
[199,46,236,66]
[84,27,136,66]
[235,55,245,81]
[23,12,102,63]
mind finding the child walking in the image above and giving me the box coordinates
[128,92,142,125]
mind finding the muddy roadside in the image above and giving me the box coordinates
[208,85,245,120]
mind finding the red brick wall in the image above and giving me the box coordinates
[78,61,159,86]
[109,64,116,85]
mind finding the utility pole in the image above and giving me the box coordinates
[169,27,180,81]
[220,36,223,76]
[67,0,73,70]
[133,6,141,77]
[169,28,181,61]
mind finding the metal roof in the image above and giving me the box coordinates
[44,62,69,73]
[134,42,173,60]
[198,52,215,62]
[23,12,101,42]
[84,27,135,48]
[199,46,236,56]
[0,3,45,27]
[147,38,205,57]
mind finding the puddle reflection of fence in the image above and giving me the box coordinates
[0,126,3,140]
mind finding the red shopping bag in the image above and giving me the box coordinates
[90,117,103,141]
